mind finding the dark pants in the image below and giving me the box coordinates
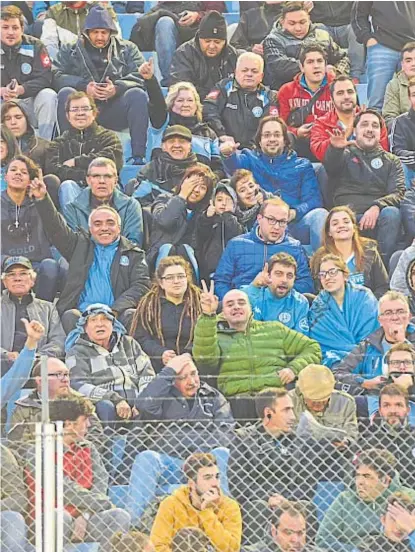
[31,258,62,302]
[57,86,149,158]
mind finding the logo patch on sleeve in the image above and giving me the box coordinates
[206,89,220,100]
[40,51,51,68]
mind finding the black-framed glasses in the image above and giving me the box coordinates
[161,274,187,282]
[68,106,93,113]
[388,360,415,368]
[318,268,344,280]
[48,372,69,380]
[261,215,288,227]
[379,309,409,318]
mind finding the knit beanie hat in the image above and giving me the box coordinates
[297,364,335,401]
[199,11,227,41]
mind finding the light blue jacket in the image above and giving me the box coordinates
[1,346,35,404]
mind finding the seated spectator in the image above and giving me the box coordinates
[384,345,415,399]
[170,11,240,101]
[230,169,274,232]
[29,177,151,327]
[45,91,123,207]
[383,42,415,126]
[150,452,242,552]
[220,116,328,252]
[311,205,389,298]
[63,157,143,246]
[1,256,65,366]
[334,291,415,396]
[230,1,284,53]
[390,76,415,190]
[147,164,215,276]
[316,449,415,551]
[196,181,243,282]
[25,397,131,546]
[0,445,29,552]
[360,492,415,552]
[390,241,415,295]
[193,285,321,419]
[310,75,389,164]
[278,43,334,161]
[309,254,379,367]
[213,198,314,299]
[127,353,234,525]
[172,528,213,552]
[8,356,103,454]
[130,256,202,373]
[139,61,224,181]
[65,303,155,427]
[203,52,279,150]
[0,126,19,192]
[241,252,310,333]
[111,530,154,552]
[323,109,405,264]
[0,5,57,140]
[53,5,148,165]
[1,156,63,302]
[263,1,350,90]
[41,1,120,59]
[360,384,415,489]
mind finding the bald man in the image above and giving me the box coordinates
[193,284,321,419]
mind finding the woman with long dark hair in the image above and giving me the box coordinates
[1,126,20,191]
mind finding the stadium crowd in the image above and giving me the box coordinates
[1,1,415,551]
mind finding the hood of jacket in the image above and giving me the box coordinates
[247,223,300,248]
[68,186,130,218]
[212,180,238,212]
[82,4,118,35]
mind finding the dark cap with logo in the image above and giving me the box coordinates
[162,125,192,143]
[199,10,227,40]
[2,256,33,273]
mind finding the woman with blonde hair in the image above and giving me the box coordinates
[311,205,389,298]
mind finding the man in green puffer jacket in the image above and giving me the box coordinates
[192,284,321,419]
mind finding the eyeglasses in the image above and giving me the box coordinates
[68,106,93,113]
[318,268,344,280]
[4,270,31,279]
[261,215,288,227]
[262,132,283,139]
[48,372,69,380]
[379,309,409,318]
[388,360,415,368]
[161,274,187,282]
[88,173,116,181]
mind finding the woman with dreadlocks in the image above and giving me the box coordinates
[130,256,201,373]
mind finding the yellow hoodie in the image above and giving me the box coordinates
[150,485,242,552]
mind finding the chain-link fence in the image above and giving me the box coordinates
[1,412,414,552]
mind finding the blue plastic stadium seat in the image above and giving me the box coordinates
[117,13,140,40]
[65,544,100,552]
[356,83,368,106]
[224,12,240,25]
[120,165,140,190]
[144,1,157,12]
[225,1,240,13]
[313,481,345,521]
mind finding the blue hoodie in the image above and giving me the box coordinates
[214,226,314,299]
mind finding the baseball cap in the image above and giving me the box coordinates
[2,256,33,273]
[162,125,192,143]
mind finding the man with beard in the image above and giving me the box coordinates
[323,109,405,263]
[241,252,310,333]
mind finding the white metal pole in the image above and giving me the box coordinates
[35,422,43,552]
[55,421,64,552]
[43,422,56,552]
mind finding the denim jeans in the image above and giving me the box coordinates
[403,165,415,190]
[17,89,58,140]
[58,179,83,209]
[155,16,179,85]
[0,511,28,552]
[366,43,401,110]
[358,206,401,265]
[323,24,366,82]
[31,258,62,303]
[289,208,329,252]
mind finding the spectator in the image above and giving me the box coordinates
[1,156,62,302]
[147,164,215,276]
[0,445,29,552]
[277,43,334,160]
[25,397,131,546]
[172,528,213,552]
[213,198,314,299]
[41,1,120,60]
[54,5,148,165]
[309,254,379,367]
[290,364,358,443]
[150,452,242,552]
[391,241,415,295]
[138,61,224,180]
[351,1,415,111]
[241,252,310,333]
[170,11,240,101]
[45,91,123,207]
[230,1,284,53]
[0,126,19,191]
[130,2,226,88]
[230,169,273,232]
[193,284,321,418]
[29,176,151,326]
[65,303,155,427]
[334,291,415,396]
[310,75,389,164]
[111,530,154,552]
[1,256,65,365]
[220,116,328,252]
[316,449,415,551]
[130,256,202,373]
[8,356,104,454]
[196,180,243,282]
[128,353,234,525]
[263,0,349,90]
[383,41,415,126]
[203,52,279,149]
[384,345,415,398]
[323,109,405,263]
[311,205,389,298]
[0,5,57,140]
[62,157,143,247]
[390,76,415,190]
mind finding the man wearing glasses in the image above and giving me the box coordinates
[335,290,415,396]
[214,197,314,300]
[45,90,123,207]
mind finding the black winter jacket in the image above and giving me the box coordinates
[310,1,352,27]
[17,124,50,174]
[390,108,415,172]
[0,34,53,98]
[230,3,283,50]
[324,145,406,214]
[35,193,151,316]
